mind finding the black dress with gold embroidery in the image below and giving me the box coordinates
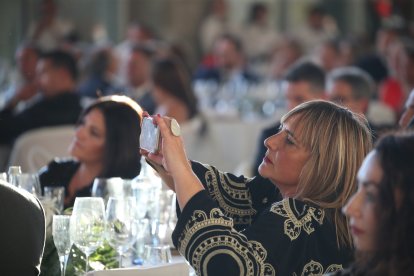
[172,162,353,276]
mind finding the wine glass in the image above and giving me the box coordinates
[0,172,7,182]
[44,186,65,214]
[70,197,105,273]
[52,215,71,276]
[91,177,129,203]
[15,173,41,196]
[105,197,139,268]
[7,165,21,186]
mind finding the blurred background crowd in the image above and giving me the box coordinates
[0,0,414,175]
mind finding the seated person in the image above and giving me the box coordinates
[151,57,212,163]
[333,131,414,275]
[77,47,121,98]
[399,88,414,129]
[0,50,82,145]
[125,45,156,114]
[39,95,143,208]
[0,180,45,276]
[143,100,372,275]
[326,66,396,139]
[194,33,259,86]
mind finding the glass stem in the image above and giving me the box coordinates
[85,253,90,273]
[59,255,65,276]
[119,251,123,268]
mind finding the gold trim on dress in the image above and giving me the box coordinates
[270,199,325,241]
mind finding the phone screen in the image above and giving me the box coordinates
[140,117,160,153]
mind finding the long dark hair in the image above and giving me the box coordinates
[151,57,198,119]
[79,95,143,179]
[355,131,414,276]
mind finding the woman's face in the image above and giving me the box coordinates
[343,151,382,252]
[258,115,311,196]
[69,108,106,165]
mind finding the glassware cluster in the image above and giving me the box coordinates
[51,158,175,274]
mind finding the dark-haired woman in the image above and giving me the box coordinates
[39,95,143,208]
[330,131,414,275]
[151,57,213,163]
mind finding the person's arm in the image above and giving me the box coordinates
[143,115,278,228]
[145,115,204,210]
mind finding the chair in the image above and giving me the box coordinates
[8,125,75,173]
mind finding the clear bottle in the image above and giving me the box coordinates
[7,165,22,186]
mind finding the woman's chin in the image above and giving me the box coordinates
[257,163,267,177]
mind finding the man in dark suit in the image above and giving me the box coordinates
[0,180,46,275]
[194,33,259,85]
[253,61,325,175]
[0,50,82,144]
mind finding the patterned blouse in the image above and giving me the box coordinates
[172,162,353,275]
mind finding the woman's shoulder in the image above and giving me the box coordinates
[268,198,326,233]
[39,158,79,176]
[47,158,78,169]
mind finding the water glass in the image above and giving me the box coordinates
[70,197,105,273]
[7,165,21,186]
[144,244,172,265]
[53,215,71,276]
[16,173,41,196]
[92,178,132,203]
[105,197,139,268]
[44,186,65,213]
[0,172,7,182]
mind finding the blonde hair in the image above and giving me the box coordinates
[281,100,372,248]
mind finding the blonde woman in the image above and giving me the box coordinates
[143,100,372,275]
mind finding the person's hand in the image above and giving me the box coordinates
[139,113,190,192]
[15,82,38,101]
[141,114,204,209]
[151,114,191,177]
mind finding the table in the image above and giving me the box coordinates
[85,256,192,276]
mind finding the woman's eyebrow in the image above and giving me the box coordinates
[285,128,298,142]
[358,180,380,189]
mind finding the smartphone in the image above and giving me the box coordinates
[140,117,161,153]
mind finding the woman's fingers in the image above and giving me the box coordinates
[153,114,173,138]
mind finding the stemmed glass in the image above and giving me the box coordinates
[105,197,139,268]
[52,215,71,276]
[15,173,42,197]
[0,172,7,182]
[70,197,105,273]
[91,177,128,203]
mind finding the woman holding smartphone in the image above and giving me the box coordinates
[142,100,373,275]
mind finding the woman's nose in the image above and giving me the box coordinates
[342,191,362,218]
[264,133,281,150]
[75,125,85,139]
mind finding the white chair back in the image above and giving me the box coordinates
[8,125,75,172]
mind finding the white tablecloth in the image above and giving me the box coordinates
[85,256,191,276]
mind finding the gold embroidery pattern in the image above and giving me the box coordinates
[204,167,256,224]
[270,199,325,241]
[295,260,343,276]
[178,208,275,276]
